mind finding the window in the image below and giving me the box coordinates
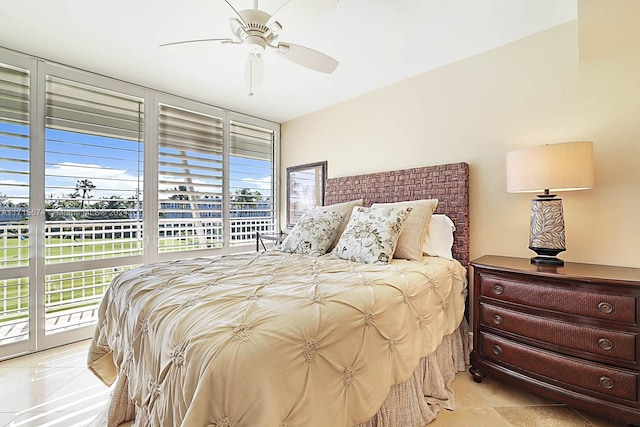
[43,74,144,334]
[229,119,277,244]
[157,104,224,252]
[157,105,278,253]
[0,62,30,345]
[44,75,144,263]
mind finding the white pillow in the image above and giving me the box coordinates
[280,208,347,256]
[422,214,455,260]
[333,205,412,264]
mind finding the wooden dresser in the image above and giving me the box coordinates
[469,255,640,425]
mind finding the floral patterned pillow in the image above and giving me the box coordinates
[280,208,347,256]
[332,205,413,264]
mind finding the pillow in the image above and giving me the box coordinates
[332,205,412,264]
[422,214,456,260]
[372,199,438,261]
[280,208,347,256]
[324,199,364,252]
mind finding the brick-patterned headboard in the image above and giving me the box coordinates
[324,162,470,267]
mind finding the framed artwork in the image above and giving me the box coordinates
[286,161,327,228]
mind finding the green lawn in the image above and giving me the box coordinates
[2,236,145,267]
[1,269,122,322]
[1,235,237,324]
[1,237,142,323]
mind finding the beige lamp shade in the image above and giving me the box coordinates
[506,141,594,193]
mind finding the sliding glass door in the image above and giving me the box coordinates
[41,69,146,348]
[0,57,33,357]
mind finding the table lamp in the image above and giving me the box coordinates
[506,141,594,266]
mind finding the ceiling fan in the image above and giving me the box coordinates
[161,0,339,96]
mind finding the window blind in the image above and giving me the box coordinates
[158,104,224,252]
[0,64,30,209]
[229,120,276,245]
[44,75,144,263]
[0,63,30,267]
[0,63,30,343]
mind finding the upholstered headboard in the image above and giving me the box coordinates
[324,162,470,267]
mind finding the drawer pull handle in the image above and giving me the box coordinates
[598,338,613,351]
[598,302,613,314]
[492,315,504,325]
[493,285,504,295]
[599,376,614,389]
[492,345,503,356]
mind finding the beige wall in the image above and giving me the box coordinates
[280,20,640,268]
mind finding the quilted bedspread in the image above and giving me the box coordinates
[87,251,467,426]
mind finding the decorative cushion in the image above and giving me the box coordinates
[372,199,438,261]
[323,199,364,252]
[332,205,412,264]
[422,214,456,260]
[280,208,347,256]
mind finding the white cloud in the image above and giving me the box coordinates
[239,176,272,191]
[45,162,142,199]
[0,178,29,203]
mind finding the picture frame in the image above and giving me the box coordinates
[286,161,327,228]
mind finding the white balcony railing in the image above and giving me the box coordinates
[1,217,275,344]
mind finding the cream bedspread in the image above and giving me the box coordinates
[88,251,467,426]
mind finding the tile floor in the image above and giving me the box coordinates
[429,373,627,427]
[0,340,108,427]
[0,340,630,427]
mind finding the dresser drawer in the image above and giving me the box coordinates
[480,273,637,324]
[480,303,638,363]
[480,332,639,403]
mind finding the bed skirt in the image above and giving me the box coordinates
[357,317,470,427]
[90,319,470,427]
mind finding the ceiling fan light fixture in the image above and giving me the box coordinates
[246,35,266,54]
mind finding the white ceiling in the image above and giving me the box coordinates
[0,0,577,123]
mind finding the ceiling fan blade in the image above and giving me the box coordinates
[266,0,338,30]
[275,43,338,74]
[224,0,247,26]
[245,53,264,96]
[160,38,234,47]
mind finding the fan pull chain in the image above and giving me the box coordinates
[248,55,254,96]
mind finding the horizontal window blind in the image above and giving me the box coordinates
[0,64,30,345]
[0,64,30,268]
[229,120,276,245]
[46,77,143,140]
[158,104,224,252]
[44,76,144,264]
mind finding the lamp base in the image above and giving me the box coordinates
[528,196,566,267]
[530,255,564,266]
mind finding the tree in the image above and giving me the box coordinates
[232,188,262,210]
[76,179,95,209]
[169,185,189,201]
[0,193,14,208]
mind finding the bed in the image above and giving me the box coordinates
[88,162,470,427]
